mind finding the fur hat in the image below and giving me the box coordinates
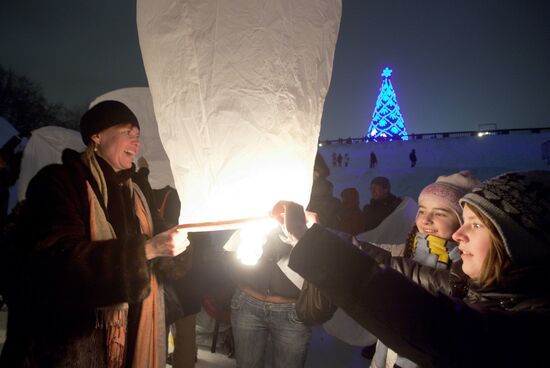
[460,171,550,264]
[80,100,140,146]
[419,170,481,223]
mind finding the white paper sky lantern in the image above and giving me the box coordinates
[90,87,175,189]
[137,0,342,225]
[18,126,85,201]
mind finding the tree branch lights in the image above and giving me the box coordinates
[365,67,408,142]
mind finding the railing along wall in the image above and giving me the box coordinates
[319,127,550,146]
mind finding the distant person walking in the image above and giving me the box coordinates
[369,151,377,168]
[344,153,350,167]
[409,149,417,167]
[332,152,337,167]
[337,153,343,167]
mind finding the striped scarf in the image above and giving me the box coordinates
[411,233,461,269]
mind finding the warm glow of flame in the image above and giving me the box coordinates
[179,217,279,266]
[175,152,313,226]
[236,218,278,265]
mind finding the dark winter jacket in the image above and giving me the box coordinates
[0,151,190,367]
[362,194,402,231]
[359,241,468,299]
[289,224,550,368]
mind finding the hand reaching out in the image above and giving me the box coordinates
[272,201,316,245]
[144,226,189,260]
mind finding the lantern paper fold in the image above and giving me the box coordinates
[137,0,342,224]
[90,87,175,189]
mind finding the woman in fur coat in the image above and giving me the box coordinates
[0,101,190,367]
[277,171,550,367]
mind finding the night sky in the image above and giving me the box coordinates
[1,0,549,140]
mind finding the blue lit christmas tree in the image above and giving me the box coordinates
[365,67,408,141]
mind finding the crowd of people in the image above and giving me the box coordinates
[0,100,548,368]
[332,149,418,170]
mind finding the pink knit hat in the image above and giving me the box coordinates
[418,170,481,223]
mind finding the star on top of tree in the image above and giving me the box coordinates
[381,67,392,78]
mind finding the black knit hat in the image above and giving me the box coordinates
[80,100,140,146]
[460,171,550,265]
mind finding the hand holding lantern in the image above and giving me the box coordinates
[145,226,190,260]
[272,201,317,246]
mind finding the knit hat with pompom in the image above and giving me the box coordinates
[419,170,481,223]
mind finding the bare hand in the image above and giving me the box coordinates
[304,210,319,228]
[271,201,309,244]
[145,226,189,260]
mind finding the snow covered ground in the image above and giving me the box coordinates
[320,131,550,206]
[1,131,549,366]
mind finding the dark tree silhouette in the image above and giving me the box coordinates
[0,65,83,133]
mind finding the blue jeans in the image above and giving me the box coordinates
[231,289,311,368]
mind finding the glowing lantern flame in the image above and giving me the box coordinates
[235,219,278,265]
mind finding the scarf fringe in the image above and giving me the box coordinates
[95,307,129,368]
[95,308,129,329]
[106,322,127,368]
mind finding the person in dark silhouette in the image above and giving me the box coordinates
[307,154,342,230]
[369,151,377,169]
[409,149,417,167]
[0,134,24,226]
[337,153,343,167]
[135,156,210,367]
[337,187,365,236]
[362,176,402,232]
